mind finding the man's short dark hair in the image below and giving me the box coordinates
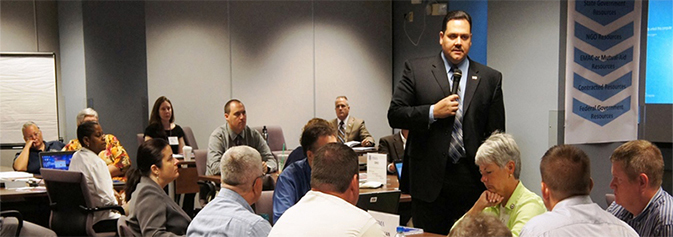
[611,140,664,187]
[311,143,358,193]
[224,99,242,115]
[441,10,472,33]
[300,119,335,157]
[540,145,592,200]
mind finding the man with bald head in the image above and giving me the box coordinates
[207,99,277,175]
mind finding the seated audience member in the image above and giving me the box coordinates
[282,146,303,169]
[269,143,384,236]
[145,96,185,154]
[331,96,375,147]
[207,99,276,175]
[68,121,120,233]
[449,213,512,237]
[606,140,673,236]
[378,129,408,173]
[272,118,336,223]
[63,108,131,181]
[452,132,545,237]
[519,145,638,237]
[13,121,65,174]
[187,146,271,237]
[125,139,191,236]
[282,118,333,169]
[0,215,57,237]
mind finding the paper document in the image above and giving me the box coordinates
[344,141,361,147]
[0,171,34,180]
[368,210,400,236]
[366,153,387,184]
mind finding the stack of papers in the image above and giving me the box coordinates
[0,171,34,180]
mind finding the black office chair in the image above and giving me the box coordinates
[41,168,125,237]
[1,210,23,236]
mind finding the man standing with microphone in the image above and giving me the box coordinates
[388,10,505,235]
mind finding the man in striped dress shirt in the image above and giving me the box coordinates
[607,140,673,237]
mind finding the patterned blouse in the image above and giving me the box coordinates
[63,134,131,181]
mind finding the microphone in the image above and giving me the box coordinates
[451,69,462,95]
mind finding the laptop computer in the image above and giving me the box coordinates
[395,161,403,180]
[39,151,76,170]
[356,190,401,214]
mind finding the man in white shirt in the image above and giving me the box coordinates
[520,145,637,237]
[269,143,384,236]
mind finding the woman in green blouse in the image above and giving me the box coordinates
[451,132,546,237]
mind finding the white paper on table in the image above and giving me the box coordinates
[368,210,400,236]
[0,171,34,180]
[366,153,387,184]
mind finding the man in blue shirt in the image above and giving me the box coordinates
[272,118,336,224]
[187,146,271,237]
[607,140,673,237]
[14,121,64,174]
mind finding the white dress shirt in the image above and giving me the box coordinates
[69,147,120,223]
[520,195,637,237]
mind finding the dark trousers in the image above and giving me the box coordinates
[411,160,483,235]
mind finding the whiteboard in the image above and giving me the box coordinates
[0,53,59,145]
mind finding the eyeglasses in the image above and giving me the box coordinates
[252,173,265,188]
[25,131,41,140]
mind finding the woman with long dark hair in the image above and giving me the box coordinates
[124,138,191,236]
[144,96,185,154]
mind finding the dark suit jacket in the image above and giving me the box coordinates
[378,132,404,165]
[388,53,505,203]
[330,116,375,146]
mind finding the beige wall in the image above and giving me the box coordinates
[146,1,392,148]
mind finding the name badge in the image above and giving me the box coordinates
[168,136,179,145]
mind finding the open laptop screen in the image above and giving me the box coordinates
[40,151,76,170]
[395,161,403,180]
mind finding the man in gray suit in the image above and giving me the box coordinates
[388,10,505,235]
[330,96,375,147]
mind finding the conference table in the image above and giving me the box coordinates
[199,173,409,200]
[0,186,47,201]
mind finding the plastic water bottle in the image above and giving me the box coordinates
[394,226,405,237]
[262,126,268,144]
